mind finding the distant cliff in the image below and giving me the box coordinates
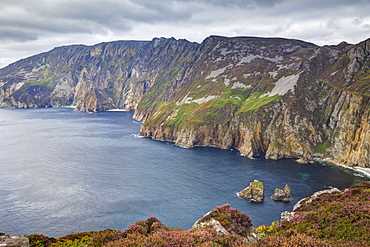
[0,36,369,167]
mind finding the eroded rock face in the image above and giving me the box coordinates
[237,180,264,202]
[270,184,293,201]
[192,204,260,244]
[136,37,370,168]
[0,233,29,247]
[1,36,370,168]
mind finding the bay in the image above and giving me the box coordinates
[0,108,368,237]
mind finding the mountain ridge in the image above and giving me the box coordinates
[0,35,369,167]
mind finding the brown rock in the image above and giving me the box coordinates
[0,233,29,247]
[270,184,293,201]
[192,204,260,244]
[238,180,264,202]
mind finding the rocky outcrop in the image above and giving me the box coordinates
[279,187,341,223]
[292,187,341,211]
[237,180,264,202]
[1,36,370,168]
[270,184,293,201]
[193,218,231,236]
[192,204,260,244]
[0,233,29,247]
[280,211,295,222]
[277,187,342,225]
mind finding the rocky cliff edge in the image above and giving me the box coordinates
[0,36,369,167]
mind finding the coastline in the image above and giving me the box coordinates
[316,158,370,179]
[106,108,129,111]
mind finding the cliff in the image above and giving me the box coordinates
[0,37,198,111]
[0,36,369,167]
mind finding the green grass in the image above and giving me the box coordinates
[27,76,55,89]
[251,180,264,190]
[163,96,240,127]
[314,140,332,154]
[170,67,181,77]
[165,102,200,126]
[239,94,281,112]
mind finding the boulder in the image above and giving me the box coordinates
[270,184,293,201]
[237,180,264,202]
[280,211,295,222]
[0,233,29,247]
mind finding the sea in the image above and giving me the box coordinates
[0,108,368,237]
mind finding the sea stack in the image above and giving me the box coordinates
[270,184,293,201]
[237,180,264,202]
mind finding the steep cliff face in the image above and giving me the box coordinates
[135,36,370,167]
[0,35,369,167]
[0,38,199,111]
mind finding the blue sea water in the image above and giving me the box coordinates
[0,108,368,237]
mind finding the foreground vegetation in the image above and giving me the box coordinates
[28,182,370,246]
[256,181,370,246]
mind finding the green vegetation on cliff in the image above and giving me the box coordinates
[1,35,370,167]
[239,95,281,112]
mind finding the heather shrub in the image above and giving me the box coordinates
[28,216,252,247]
[198,204,253,238]
[28,234,57,247]
[28,183,370,246]
[104,227,250,247]
[257,230,332,247]
[28,229,121,247]
[262,182,370,246]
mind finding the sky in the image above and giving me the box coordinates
[1,0,370,69]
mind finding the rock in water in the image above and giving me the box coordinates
[237,180,264,202]
[270,184,293,201]
[192,204,260,244]
[0,233,29,247]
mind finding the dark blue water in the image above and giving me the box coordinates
[0,108,368,237]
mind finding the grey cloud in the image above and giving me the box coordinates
[3,0,369,42]
[1,0,370,69]
[0,0,195,40]
[23,0,192,26]
[176,0,286,8]
[352,19,363,25]
[0,28,38,42]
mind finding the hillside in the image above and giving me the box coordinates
[0,36,369,167]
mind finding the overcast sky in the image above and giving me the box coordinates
[1,0,370,68]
